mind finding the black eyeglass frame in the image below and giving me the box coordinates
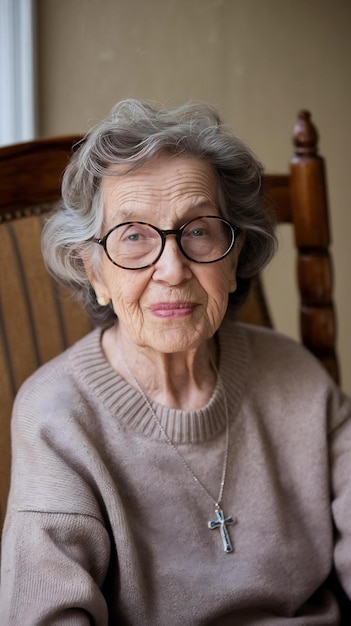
[92,215,241,270]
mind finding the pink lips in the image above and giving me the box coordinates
[150,302,196,318]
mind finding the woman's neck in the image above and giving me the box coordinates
[101,324,218,410]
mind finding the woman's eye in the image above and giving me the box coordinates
[190,228,205,237]
[127,232,141,241]
[189,224,212,238]
[119,225,147,242]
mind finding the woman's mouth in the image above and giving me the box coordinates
[150,302,196,318]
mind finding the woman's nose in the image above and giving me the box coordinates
[152,236,192,284]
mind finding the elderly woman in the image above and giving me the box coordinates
[1,99,351,625]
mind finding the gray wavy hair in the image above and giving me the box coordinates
[42,98,277,327]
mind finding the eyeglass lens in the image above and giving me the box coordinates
[104,216,235,269]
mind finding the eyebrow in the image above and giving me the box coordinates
[110,199,218,222]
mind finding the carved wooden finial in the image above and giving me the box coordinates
[293,110,319,156]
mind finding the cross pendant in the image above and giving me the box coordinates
[208,507,236,553]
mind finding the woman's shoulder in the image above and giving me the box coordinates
[224,318,331,386]
[238,320,311,355]
[224,320,351,432]
[13,328,102,421]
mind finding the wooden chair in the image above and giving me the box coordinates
[237,110,339,385]
[0,111,339,535]
[0,137,94,533]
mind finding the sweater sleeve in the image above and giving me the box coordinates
[329,384,351,598]
[0,373,112,625]
[0,511,110,625]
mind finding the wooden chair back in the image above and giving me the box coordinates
[0,112,339,535]
[238,110,339,383]
[0,137,94,531]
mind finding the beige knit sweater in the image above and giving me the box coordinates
[1,319,351,625]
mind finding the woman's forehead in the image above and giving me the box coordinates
[101,154,219,212]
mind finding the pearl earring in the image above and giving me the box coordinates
[97,295,110,307]
[228,279,237,294]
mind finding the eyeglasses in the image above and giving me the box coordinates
[92,215,240,270]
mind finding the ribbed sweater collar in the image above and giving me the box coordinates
[69,317,248,444]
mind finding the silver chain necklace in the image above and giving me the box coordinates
[124,359,236,553]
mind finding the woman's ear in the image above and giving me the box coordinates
[230,230,245,271]
[235,230,246,257]
[228,231,245,293]
[82,256,111,306]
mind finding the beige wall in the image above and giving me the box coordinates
[37,0,351,394]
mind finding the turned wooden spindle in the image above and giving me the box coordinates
[290,111,339,383]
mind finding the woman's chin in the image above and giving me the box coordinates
[137,326,212,354]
